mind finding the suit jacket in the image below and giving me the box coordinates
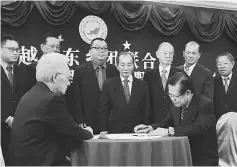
[100,76,150,133]
[213,73,237,120]
[70,61,119,134]
[152,94,218,166]
[5,82,93,166]
[143,66,182,124]
[178,63,213,101]
[1,64,29,157]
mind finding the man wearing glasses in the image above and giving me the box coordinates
[1,35,29,158]
[70,38,119,134]
[178,41,213,101]
[26,33,61,90]
[134,72,218,166]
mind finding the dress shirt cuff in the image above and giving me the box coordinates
[5,116,12,124]
[168,127,175,136]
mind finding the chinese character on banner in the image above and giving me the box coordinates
[86,52,92,62]
[127,51,139,69]
[63,48,80,67]
[134,71,145,79]
[142,53,156,70]
[18,46,38,65]
[107,51,118,65]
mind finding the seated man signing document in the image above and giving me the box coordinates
[134,72,218,166]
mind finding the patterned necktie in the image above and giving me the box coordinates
[6,65,13,87]
[184,66,189,75]
[223,77,229,93]
[123,79,130,103]
[181,107,188,120]
[161,69,167,90]
[97,65,104,90]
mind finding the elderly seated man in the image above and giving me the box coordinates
[5,53,93,166]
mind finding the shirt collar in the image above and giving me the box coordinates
[221,72,232,80]
[1,61,14,71]
[120,74,133,83]
[159,65,171,74]
[92,61,106,70]
[184,63,196,71]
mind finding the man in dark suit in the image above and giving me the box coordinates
[135,72,218,166]
[100,52,150,133]
[214,52,237,120]
[25,33,61,91]
[178,41,213,101]
[5,53,93,166]
[1,35,29,158]
[143,42,181,124]
[70,38,119,134]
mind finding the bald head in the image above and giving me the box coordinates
[158,42,174,52]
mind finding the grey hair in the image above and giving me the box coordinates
[185,41,200,52]
[36,53,69,82]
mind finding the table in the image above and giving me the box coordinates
[71,136,192,166]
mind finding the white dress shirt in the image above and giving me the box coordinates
[159,65,171,79]
[120,74,133,94]
[221,72,232,87]
[184,63,196,76]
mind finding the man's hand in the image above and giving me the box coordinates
[148,128,168,136]
[7,117,14,128]
[84,126,93,135]
[134,124,153,133]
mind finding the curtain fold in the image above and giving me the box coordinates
[76,1,112,14]
[33,1,76,26]
[225,12,237,43]
[150,5,186,35]
[186,9,225,42]
[112,2,152,31]
[1,1,34,27]
[1,1,237,43]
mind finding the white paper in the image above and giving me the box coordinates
[91,133,162,140]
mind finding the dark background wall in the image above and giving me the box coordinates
[2,6,237,74]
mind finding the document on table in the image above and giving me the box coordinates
[92,133,162,140]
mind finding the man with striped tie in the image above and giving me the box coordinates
[214,52,237,120]
[134,72,218,166]
[100,51,150,133]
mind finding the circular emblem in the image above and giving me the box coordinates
[79,15,108,44]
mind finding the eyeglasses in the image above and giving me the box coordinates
[185,51,198,56]
[167,92,182,99]
[91,46,108,51]
[2,47,20,53]
[45,44,60,51]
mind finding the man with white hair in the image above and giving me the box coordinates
[5,53,93,166]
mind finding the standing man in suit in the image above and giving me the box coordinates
[71,38,119,134]
[25,33,61,90]
[1,35,29,158]
[214,52,237,120]
[6,53,93,166]
[134,72,218,166]
[178,41,213,101]
[143,42,181,124]
[100,52,150,133]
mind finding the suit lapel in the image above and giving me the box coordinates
[129,78,139,105]
[117,77,128,105]
[87,62,100,90]
[190,64,199,79]
[1,66,12,89]
[181,105,198,125]
[155,68,164,93]
[227,74,237,95]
